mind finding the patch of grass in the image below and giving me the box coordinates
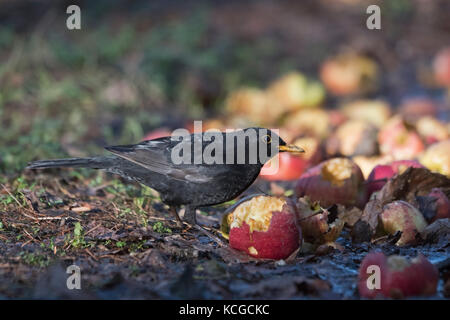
[19,251,52,268]
[70,222,87,248]
[115,241,126,248]
[152,221,172,234]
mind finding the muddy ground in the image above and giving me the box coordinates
[0,171,449,299]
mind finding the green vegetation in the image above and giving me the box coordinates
[0,5,284,175]
[152,221,172,234]
[19,251,52,268]
[69,222,87,248]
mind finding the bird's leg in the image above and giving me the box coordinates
[184,206,225,247]
[183,205,197,225]
[169,205,183,227]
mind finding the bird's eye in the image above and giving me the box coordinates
[262,135,272,144]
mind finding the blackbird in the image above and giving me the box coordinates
[26,127,303,228]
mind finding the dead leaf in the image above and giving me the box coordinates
[420,218,450,243]
[337,205,362,226]
[361,168,450,235]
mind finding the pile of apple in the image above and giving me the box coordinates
[142,49,450,298]
[213,49,450,298]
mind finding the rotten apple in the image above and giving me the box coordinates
[378,116,425,160]
[226,195,301,260]
[284,109,331,139]
[341,99,391,128]
[225,87,281,125]
[416,188,450,223]
[366,160,425,197]
[295,158,366,208]
[295,197,344,244]
[380,200,428,246]
[320,53,378,96]
[266,72,325,112]
[331,119,378,157]
[352,155,393,179]
[358,252,439,299]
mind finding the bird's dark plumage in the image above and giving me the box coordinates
[26,128,303,225]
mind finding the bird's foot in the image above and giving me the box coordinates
[191,224,226,247]
[169,206,183,228]
[170,206,225,246]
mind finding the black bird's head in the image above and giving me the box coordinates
[235,127,305,165]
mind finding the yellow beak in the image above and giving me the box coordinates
[279,144,305,154]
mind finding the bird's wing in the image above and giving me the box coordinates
[105,136,214,183]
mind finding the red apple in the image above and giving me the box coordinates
[378,116,425,160]
[320,53,378,96]
[417,188,450,223]
[260,137,321,181]
[295,158,366,208]
[142,128,172,141]
[366,160,425,197]
[260,152,307,181]
[328,110,348,128]
[227,195,301,260]
[352,155,393,179]
[358,252,439,299]
[380,200,428,246]
[433,47,450,87]
[428,188,450,222]
[399,97,438,123]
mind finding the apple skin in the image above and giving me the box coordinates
[378,116,425,160]
[260,152,307,181]
[352,155,393,179]
[429,188,450,222]
[399,98,437,123]
[358,252,439,299]
[142,128,172,141]
[320,54,378,96]
[228,196,301,260]
[260,136,322,181]
[425,188,450,222]
[295,197,344,244]
[433,47,450,87]
[295,158,366,208]
[366,160,425,197]
[380,200,428,246]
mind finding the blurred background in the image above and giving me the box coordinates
[1,0,449,176]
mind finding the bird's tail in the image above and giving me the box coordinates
[26,156,115,170]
